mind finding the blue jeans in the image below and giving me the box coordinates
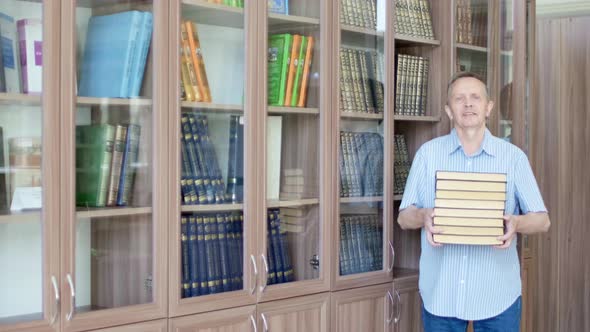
[422,296,521,332]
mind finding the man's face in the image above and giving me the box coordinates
[445,77,493,131]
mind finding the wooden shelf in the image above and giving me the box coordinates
[340,111,383,120]
[394,114,440,122]
[0,312,43,325]
[181,101,243,113]
[340,196,383,204]
[0,210,41,224]
[456,43,488,53]
[181,203,243,213]
[395,34,440,46]
[182,0,244,29]
[77,97,153,107]
[0,93,41,106]
[269,106,319,115]
[393,268,419,282]
[76,207,152,218]
[267,198,319,208]
[341,24,384,38]
[269,13,320,29]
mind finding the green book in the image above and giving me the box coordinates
[268,34,292,106]
[76,124,115,207]
[290,36,307,106]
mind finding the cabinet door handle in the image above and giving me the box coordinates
[261,313,269,332]
[250,255,258,294]
[50,275,60,325]
[386,290,395,324]
[249,314,257,332]
[394,290,401,324]
[388,241,395,272]
[260,254,269,293]
[66,274,76,321]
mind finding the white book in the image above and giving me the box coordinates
[17,18,42,94]
[0,12,22,93]
[266,116,282,200]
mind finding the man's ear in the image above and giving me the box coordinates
[486,100,494,118]
[444,105,453,121]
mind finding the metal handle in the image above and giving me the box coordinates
[250,255,258,294]
[260,254,269,293]
[388,241,395,272]
[50,275,60,325]
[249,314,258,332]
[66,274,75,321]
[261,313,269,332]
[394,290,401,324]
[386,290,395,324]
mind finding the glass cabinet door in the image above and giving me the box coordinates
[337,0,390,285]
[262,0,326,298]
[498,0,513,142]
[0,1,59,331]
[170,0,254,316]
[455,0,489,82]
[62,1,166,330]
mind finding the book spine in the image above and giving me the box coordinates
[204,215,221,293]
[277,34,293,106]
[283,35,301,105]
[188,215,200,296]
[95,126,116,207]
[180,22,202,101]
[181,215,191,298]
[180,137,198,205]
[290,36,307,106]
[266,211,278,285]
[106,125,127,206]
[130,13,153,97]
[120,12,141,97]
[117,124,141,206]
[181,115,207,203]
[198,115,227,203]
[236,212,244,289]
[216,213,231,292]
[276,211,294,282]
[339,217,349,275]
[297,36,313,107]
[225,213,238,290]
[185,21,212,102]
[196,216,209,295]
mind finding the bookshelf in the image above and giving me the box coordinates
[0,0,533,331]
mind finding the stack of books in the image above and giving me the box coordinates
[394,134,410,195]
[395,53,430,116]
[340,0,377,30]
[279,206,308,233]
[339,48,384,114]
[433,171,506,245]
[394,0,435,39]
[279,168,312,200]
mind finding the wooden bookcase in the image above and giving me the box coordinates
[0,1,533,332]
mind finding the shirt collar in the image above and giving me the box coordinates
[448,128,496,157]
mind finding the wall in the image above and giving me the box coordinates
[532,14,590,332]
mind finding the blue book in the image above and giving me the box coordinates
[79,11,143,97]
[129,12,153,97]
[268,0,288,15]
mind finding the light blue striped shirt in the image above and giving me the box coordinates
[400,128,547,320]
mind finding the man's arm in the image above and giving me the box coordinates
[398,205,442,246]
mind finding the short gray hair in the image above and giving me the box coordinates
[447,71,489,102]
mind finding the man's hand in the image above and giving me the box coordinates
[422,208,443,247]
[495,214,519,249]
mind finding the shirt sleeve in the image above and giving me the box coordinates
[400,148,426,210]
[514,152,547,214]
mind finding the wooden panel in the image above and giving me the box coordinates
[533,15,590,332]
[521,258,533,332]
[331,283,393,332]
[169,306,255,332]
[257,292,329,332]
[91,319,167,332]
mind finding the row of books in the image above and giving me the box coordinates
[0,13,42,94]
[180,20,212,103]
[340,48,384,114]
[395,53,429,116]
[203,0,244,8]
[339,214,383,275]
[79,11,153,98]
[394,0,434,40]
[76,124,141,208]
[266,209,295,285]
[268,33,314,107]
[394,135,410,196]
[456,0,488,47]
[340,0,377,30]
[180,212,244,298]
[339,131,383,198]
[181,114,244,205]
